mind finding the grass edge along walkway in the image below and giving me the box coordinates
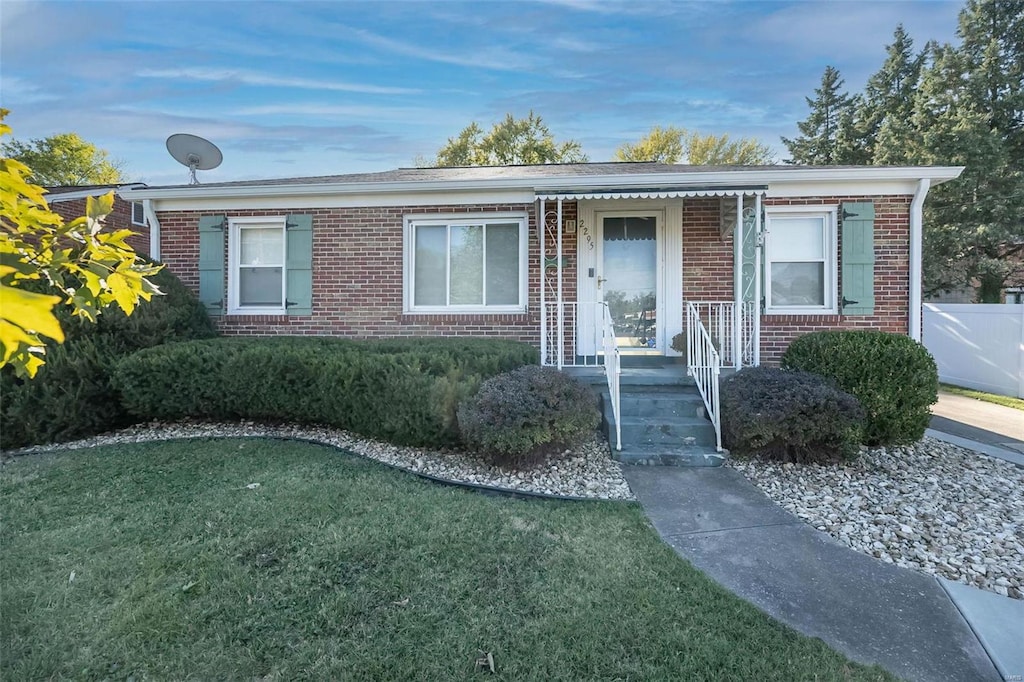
[940,383,1024,411]
[2,438,895,681]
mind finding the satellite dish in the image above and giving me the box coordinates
[166,133,223,185]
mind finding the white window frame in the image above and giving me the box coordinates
[764,205,838,315]
[228,216,287,315]
[403,212,529,314]
[131,201,146,227]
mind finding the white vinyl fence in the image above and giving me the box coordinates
[922,303,1024,398]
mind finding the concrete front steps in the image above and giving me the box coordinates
[568,366,726,467]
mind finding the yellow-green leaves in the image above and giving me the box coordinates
[0,108,162,378]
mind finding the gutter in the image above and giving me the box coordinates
[119,166,966,202]
[143,199,161,260]
[48,183,147,203]
[909,178,931,342]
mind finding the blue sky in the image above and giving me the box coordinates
[1,0,962,186]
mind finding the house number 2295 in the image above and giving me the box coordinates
[581,222,594,250]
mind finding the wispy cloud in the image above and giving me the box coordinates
[234,103,459,126]
[343,25,538,72]
[135,67,421,95]
[0,75,60,105]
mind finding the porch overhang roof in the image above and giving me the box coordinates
[536,185,768,201]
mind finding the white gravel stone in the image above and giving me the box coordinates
[729,437,1024,600]
[3,419,635,502]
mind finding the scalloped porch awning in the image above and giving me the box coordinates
[536,185,767,200]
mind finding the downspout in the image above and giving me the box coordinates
[143,199,161,261]
[909,179,930,342]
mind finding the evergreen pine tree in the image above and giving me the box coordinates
[782,66,858,164]
[911,42,1007,299]
[856,25,925,164]
[914,1,1024,302]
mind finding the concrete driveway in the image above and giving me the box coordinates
[930,391,1024,454]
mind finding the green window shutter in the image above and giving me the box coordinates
[285,214,313,315]
[840,201,875,315]
[197,215,226,315]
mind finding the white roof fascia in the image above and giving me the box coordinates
[47,184,146,202]
[121,166,965,202]
[766,178,927,198]
[146,189,538,213]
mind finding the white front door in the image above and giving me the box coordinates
[595,210,663,354]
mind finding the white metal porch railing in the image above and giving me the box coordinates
[600,303,622,451]
[541,302,621,451]
[686,301,758,368]
[686,301,723,451]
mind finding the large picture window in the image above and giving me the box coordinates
[764,206,837,314]
[406,215,527,313]
[229,217,286,313]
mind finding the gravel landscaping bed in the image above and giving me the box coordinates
[3,420,635,501]
[729,437,1023,600]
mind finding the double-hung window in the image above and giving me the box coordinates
[406,214,528,313]
[764,206,837,314]
[229,217,287,314]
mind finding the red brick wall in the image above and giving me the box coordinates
[758,195,911,364]
[49,195,151,256]
[157,204,542,343]
[155,194,912,362]
[682,197,734,302]
[678,195,911,363]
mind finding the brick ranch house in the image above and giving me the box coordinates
[46,183,152,256]
[121,163,963,456]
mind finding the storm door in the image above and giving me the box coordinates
[599,213,662,352]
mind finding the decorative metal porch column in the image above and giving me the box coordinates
[733,194,743,370]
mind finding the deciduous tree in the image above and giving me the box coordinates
[1,132,125,186]
[432,112,587,167]
[615,126,774,164]
[615,126,686,163]
[1,111,160,377]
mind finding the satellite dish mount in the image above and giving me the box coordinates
[166,133,223,185]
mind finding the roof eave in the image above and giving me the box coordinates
[120,166,966,201]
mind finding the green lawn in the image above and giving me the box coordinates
[1,438,893,681]
[940,383,1024,411]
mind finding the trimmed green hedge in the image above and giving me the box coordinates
[0,264,217,449]
[114,337,538,446]
[781,330,938,446]
[721,366,865,463]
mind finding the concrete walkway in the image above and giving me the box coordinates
[623,465,1004,682]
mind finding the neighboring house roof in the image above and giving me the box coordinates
[122,162,964,202]
[45,183,147,202]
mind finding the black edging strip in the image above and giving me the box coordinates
[266,435,629,504]
[27,432,633,504]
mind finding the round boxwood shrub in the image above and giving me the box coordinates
[0,263,217,449]
[457,365,600,468]
[781,330,938,446]
[721,366,865,464]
